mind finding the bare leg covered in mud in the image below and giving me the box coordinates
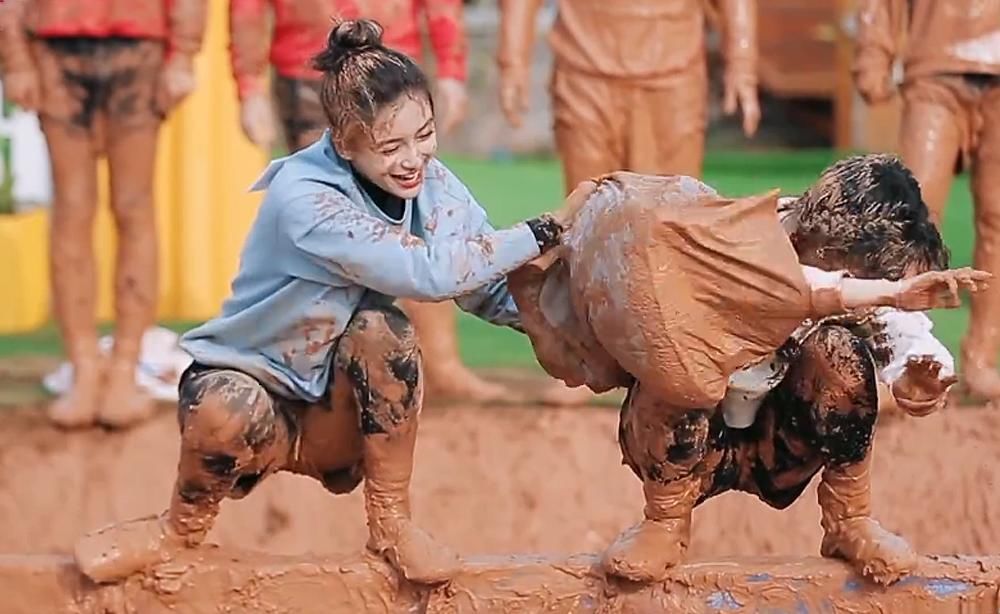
[962,86,1000,401]
[897,76,1000,401]
[33,38,166,428]
[99,116,161,427]
[604,325,917,584]
[601,387,703,582]
[41,116,104,428]
[74,302,460,584]
[784,326,917,584]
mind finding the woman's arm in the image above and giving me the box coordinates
[454,179,599,329]
[282,188,564,302]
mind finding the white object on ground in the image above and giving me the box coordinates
[43,327,193,402]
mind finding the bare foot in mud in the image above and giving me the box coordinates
[424,361,510,405]
[538,380,594,407]
[98,361,158,428]
[48,361,104,429]
[961,364,1000,405]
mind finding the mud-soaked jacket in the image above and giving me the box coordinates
[856,0,1000,80]
[0,0,207,73]
[180,131,536,402]
[228,0,467,100]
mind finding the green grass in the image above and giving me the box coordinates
[0,150,978,372]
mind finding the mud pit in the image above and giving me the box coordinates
[1,398,999,561]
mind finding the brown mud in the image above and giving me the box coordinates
[1,397,999,560]
[8,550,1000,614]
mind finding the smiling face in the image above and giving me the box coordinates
[336,93,438,199]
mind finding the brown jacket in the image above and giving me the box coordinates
[856,0,1000,80]
[498,0,756,86]
[0,0,207,73]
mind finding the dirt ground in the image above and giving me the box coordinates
[0,386,998,562]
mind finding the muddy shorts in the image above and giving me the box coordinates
[31,36,165,134]
[901,73,1000,173]
[273,75,327,152]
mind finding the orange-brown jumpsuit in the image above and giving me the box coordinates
[0,0,207,429]
[856,0,1000,400]
[497,0,759,192]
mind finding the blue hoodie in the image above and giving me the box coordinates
[179,133,540,402]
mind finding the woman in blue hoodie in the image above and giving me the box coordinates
[72,18,589,586]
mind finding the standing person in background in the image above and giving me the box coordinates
[496,0,760,404]
[497,0,760,189]
[855,0,1000,402]
[0,0,208,428]
[229,0,515,404]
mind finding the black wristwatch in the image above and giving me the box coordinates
[525,214,564,253]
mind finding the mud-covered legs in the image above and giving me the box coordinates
[604,325,917,585]
[335,302,461,582]
[74,303,458,584]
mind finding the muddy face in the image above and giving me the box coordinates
[338,94,437,200]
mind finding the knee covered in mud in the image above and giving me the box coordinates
[622,393,713,483]
[337,305,422,435]
[178,370,288,473]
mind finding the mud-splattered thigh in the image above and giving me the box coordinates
[335,301,423,437]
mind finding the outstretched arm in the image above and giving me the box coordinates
[805,266,991,316]
[282,174,599,304]
[455,179,599,328]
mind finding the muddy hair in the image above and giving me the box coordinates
[311,19,433,147]
[785,153,950,280]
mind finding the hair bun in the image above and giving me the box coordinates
[333,19,383,51]
[313,19,383,71]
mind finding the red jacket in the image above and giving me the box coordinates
[229,0,468,100]
[0,0,207,72]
